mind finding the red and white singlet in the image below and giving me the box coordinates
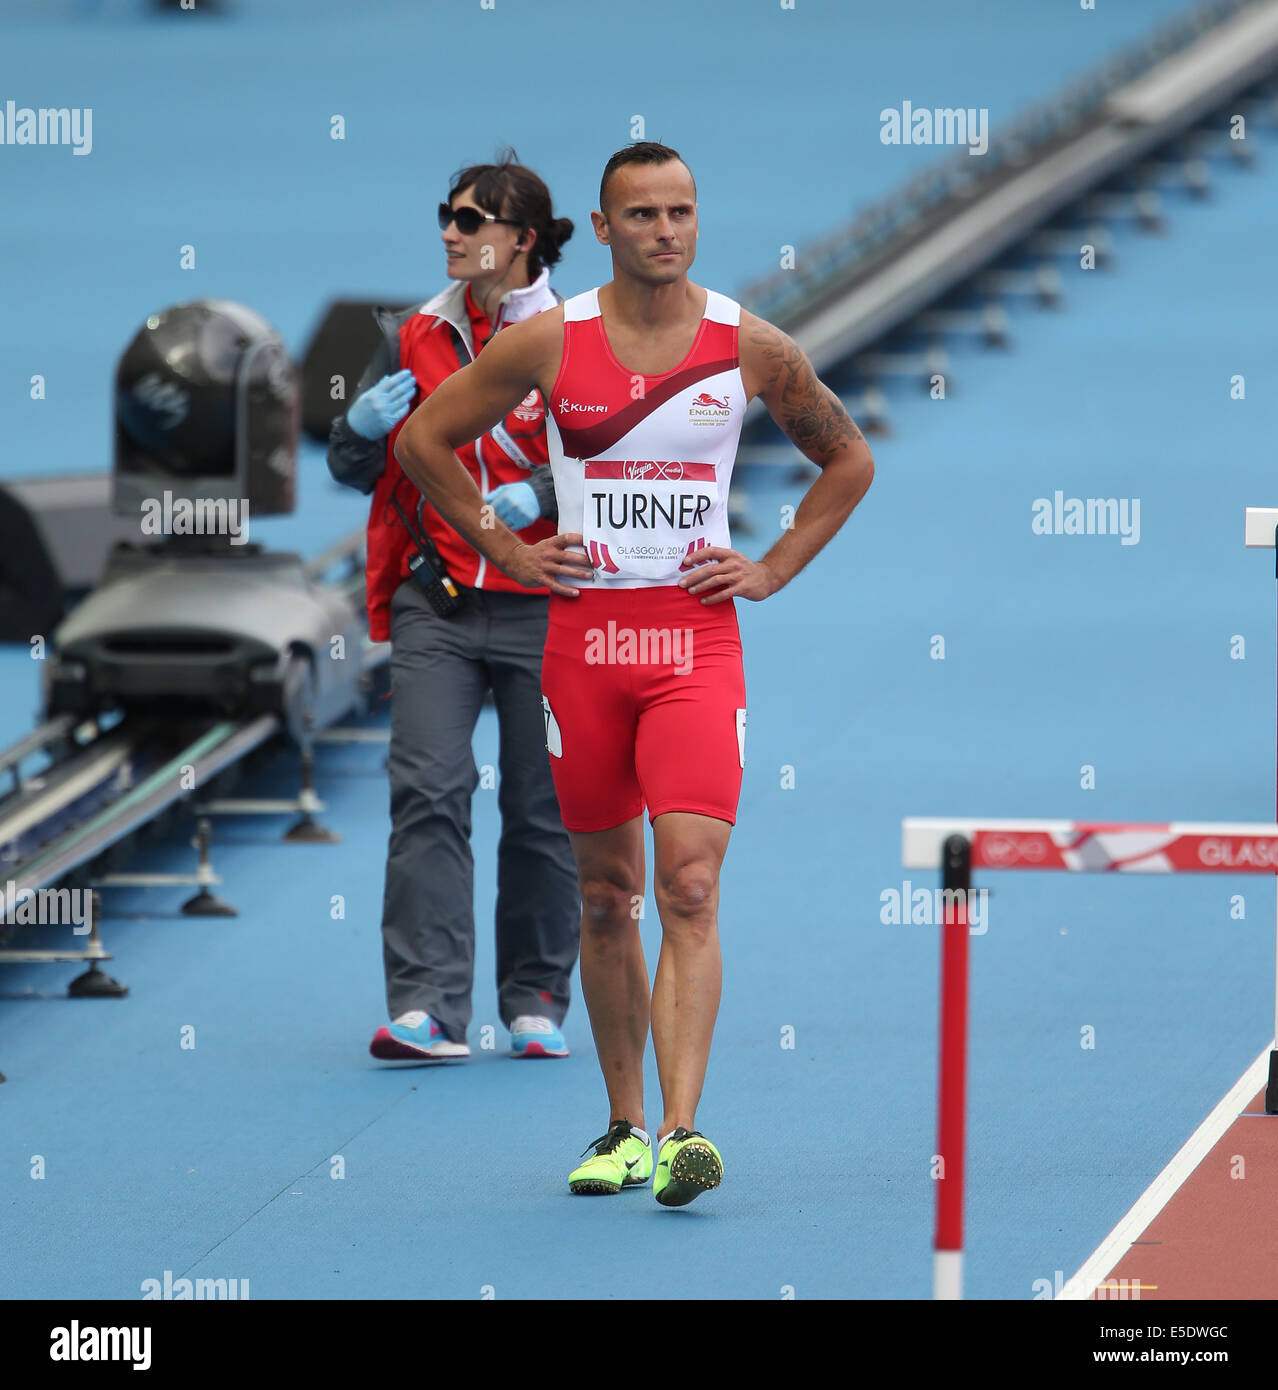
[545,286,747,586]
[539,286,749,832]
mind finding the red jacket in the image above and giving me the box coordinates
[362,274,559,641]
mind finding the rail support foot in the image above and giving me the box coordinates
[283,748,339,843]
[180,886,237,917]
[67,962,129,998]
[181,819,236,914]
[283,816,340,844]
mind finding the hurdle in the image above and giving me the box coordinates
[903,506,1278,1301]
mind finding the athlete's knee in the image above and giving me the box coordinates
[578,871,642,932]
[654,860,718,925]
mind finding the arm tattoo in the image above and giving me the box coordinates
[749,321,864,460]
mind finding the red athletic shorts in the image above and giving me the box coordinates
[540,585,747,832]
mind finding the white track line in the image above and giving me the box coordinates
[1057,1043,1273,1299]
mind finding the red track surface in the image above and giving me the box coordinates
[1096,1089,1278,1299]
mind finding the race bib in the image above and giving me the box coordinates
[581,459,719,580]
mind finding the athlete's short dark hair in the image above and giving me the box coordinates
[599,141,695,214]
[448,148,573,279]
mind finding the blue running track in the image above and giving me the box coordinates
[1,0,1273,1300]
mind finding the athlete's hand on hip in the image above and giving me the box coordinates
[677,546,779,603]
[345,369,417,440]
[508,532,594,597]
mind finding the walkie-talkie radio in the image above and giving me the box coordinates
[390,493,465,618]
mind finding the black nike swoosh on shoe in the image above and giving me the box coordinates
[625,1157,641,1170]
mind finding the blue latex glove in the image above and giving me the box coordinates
[345,368,417,440]
[485,480,540,529]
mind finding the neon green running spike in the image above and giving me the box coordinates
[568,1119,654,1194]
[653,1128,723,1207]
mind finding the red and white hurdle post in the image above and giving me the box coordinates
[907,508,1278,1299]
[903,818,1278,1299]
[934,833,970,1303]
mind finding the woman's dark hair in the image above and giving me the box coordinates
[447,149,573,279]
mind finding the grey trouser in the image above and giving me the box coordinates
[381,578,580,1041]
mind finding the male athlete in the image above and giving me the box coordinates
[395,142,874,1205]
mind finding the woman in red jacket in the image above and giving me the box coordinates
[327,153,579,1063]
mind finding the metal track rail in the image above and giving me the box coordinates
[0,714,80,795]
[0,528,387,999]
[0,714,279,905]
[743,0,1278,399]
[1,731,135,848]
[0,527,382,922]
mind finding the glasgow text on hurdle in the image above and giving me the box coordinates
[1199,837,1278,868]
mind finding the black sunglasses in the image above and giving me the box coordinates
[438,203,522,235]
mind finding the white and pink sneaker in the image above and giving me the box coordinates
[509,1015,569,1058]
[370,1011,469,1064]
